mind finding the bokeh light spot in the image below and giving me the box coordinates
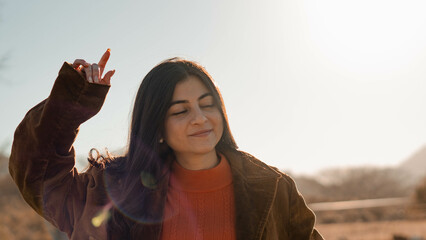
[91,209,111,228]
[140,171,157,189]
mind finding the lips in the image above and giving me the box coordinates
[189,129,213,137]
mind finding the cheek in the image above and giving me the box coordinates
[164,119,184,142]
[210,111,224,137]
[217,120,224,138]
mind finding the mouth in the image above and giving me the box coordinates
[189,129,213,137]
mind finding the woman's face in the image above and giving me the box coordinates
[164,75,223,158]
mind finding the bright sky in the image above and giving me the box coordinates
[1,0,425,175]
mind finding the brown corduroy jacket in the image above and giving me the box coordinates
[9,63,324,240]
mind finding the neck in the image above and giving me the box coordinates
[174,150,219,170]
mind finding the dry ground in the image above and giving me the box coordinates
[316,220,426,240]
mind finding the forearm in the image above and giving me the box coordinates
[9,62,110,215]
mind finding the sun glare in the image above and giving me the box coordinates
[302,0,426,79]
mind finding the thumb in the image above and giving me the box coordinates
[102,70,115,85]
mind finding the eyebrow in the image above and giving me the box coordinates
[169,93,213,107]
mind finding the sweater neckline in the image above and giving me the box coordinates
[169,154,233,192]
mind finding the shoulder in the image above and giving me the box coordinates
[226,149,299,189]
[224,149,294,181]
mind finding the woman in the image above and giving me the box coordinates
[9,49,323,239]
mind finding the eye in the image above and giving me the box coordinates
[201,104,215,108]
[171,110,187,116]
[199,97,215,108]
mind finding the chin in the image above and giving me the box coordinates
[190,145,217,155]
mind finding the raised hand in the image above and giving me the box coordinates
[72,49,116,85]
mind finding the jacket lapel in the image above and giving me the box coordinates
[224,150,281,240]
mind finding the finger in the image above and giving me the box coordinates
[92,63,100,83]
[72,59,90,70]
[101,70,115,85]
[85,64,93,83]
[98,49,111,76]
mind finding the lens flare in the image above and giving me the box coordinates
[92,209,111,227]
[102,143,165,224]
[140,171,157,189]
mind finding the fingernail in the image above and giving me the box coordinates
[88,76,93,83]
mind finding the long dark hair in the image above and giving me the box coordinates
[104,58,237,236]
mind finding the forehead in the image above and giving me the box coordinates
[172,76,210,100]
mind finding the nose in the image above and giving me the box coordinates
[190,107,208,125]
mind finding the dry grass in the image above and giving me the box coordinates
[0,175,55,240]
[316,220,426,240]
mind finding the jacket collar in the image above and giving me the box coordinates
[223,150,282,240]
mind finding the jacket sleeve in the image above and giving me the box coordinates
[8,62,110,234]
[284,175,324,240]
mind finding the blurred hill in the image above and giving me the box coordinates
[399,144,426,185]
[291,145,426,224]
[294,167,413,203]
[293,144,426,203]
[0,151,8,177]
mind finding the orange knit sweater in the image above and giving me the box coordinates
[160,155,236,240]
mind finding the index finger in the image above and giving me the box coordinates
[98,48,111,75]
